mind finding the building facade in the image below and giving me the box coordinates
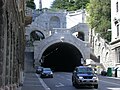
[0,0,25,90]
[111,0,120,67]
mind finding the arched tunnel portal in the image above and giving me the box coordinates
[41,42,83,72]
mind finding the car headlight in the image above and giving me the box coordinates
[50,72,53,74]
[42,73,45,74]
[78,76,83,80]
[93,76,98,80]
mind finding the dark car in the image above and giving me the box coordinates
[35,66,43,74]
[72,66,98,89]
[40,68,53,78]
[101,70,107,76]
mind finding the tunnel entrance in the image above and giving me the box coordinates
[41,42,83,72]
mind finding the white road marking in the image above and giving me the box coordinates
[36,74,51,90]
[107,88,120,90]
[100,80,120,86]
[55,83,64,87]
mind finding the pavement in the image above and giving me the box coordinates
[17,72,48,90]
[17,52,49,90]
[103,75,120,80]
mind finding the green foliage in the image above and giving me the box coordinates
[86,0,111,42]
[51,0,90,11]
[26,0,36,9]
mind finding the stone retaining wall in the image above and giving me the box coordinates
[0,0,25,90]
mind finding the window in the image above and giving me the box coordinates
[116,2,119,12]
[117,24,119,36]
[77,67,93,74]
[117,48,120,63]
[119,51,120,63]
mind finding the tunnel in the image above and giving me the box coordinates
[41,42,83,72]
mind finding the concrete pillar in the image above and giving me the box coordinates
[34,59,40,67]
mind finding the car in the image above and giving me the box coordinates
[72,66,98,89]
[35,66,43,74]
[40,68,53,78]
[101,70,107,76]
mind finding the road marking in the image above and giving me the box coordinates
[36,74,51,90]
[55,83,64,87]
[107,88,120,90]
[100,80,120,86]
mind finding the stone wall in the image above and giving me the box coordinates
[89,30,113,70]
[0,0,25,90]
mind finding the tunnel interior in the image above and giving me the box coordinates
[41,42,83,72]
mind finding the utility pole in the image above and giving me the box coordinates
[39,0,42,10]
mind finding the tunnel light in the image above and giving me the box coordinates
[60,36,64,42]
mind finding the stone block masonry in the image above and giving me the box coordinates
[0,0,25,90]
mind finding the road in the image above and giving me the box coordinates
[21,52,120,90]
[21,72,120,90]
[42,72,120,90]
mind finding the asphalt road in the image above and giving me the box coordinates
[21,72,120,90]
[42,72,120,90]
[21,52,120,90]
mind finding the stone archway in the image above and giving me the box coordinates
[41,42,83,72]
[72,31,85,41]
[34,31,90,72]
[30,30,45,41]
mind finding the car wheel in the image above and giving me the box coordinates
[94,84,98,89]
[73,79,79,88]
[72,81,75,86]
[72,76,79,88]
[72,77,75,86]
[40,75,43,78]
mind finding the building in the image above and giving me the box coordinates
[89,0,120,71]
[0,0,25,90]
[110,0,120,67]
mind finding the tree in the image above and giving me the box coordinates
[51,0,89,11]
[86,0,111,42]
[26,0,36,9]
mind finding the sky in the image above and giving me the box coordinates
[34,0,55,9]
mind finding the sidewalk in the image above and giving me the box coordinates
[105,76,120,80]
[18,72,45,90]
[99,74,120,80]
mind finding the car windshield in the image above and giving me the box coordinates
[38,67,42,69]
[77,67,93,74]
[43,68,51,71]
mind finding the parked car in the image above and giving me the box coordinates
[35,66,43,74]
[72,66,98,89]
[40,68,53,78]
[101,70,107,76]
